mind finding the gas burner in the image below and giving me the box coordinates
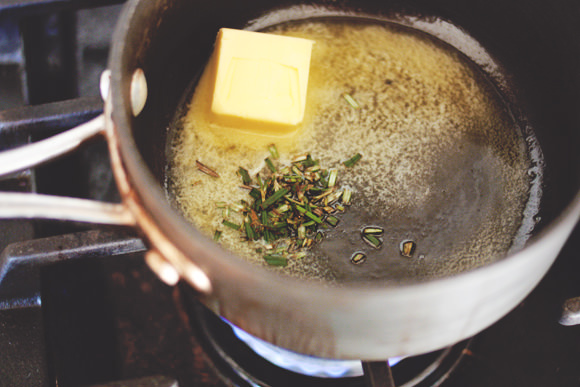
[180,288,471,387]
[228,322,389,378]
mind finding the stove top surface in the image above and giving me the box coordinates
[2,224,580,387]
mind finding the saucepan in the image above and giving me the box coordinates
[0,0,579,360]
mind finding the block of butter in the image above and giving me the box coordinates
[210,28,314,134]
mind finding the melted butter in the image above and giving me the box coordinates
[168,19,539,284]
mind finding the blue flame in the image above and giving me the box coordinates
[229,322,402,378]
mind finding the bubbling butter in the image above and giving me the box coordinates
[168,19,540,284]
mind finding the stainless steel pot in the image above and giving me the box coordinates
[1,0,579,360]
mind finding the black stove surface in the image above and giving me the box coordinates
[1,2,580,387]
[2,225,580,387]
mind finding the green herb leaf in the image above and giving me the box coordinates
[238,167,252,185]
[296,205,323,224]
[325,215,340,227]
[342,189,352,205]
[315,231,324,243]
[297,224,306,239]
[265,157,277,173]
[229,203,244,212]
[264,230,274,244]
[272,222,288,230]
[261,188,289,209]
[302,154,317,168]
[268,144,280,160]
[276,204,291,213]
[350,252,366,264]
[363,234,383,249]
[342,93,360,109]
[222,220,241,231]
[363,226,384,236]
[328,169,338,188]
[292,154,309,163]
[343,153,362,168]
[249,188,261,201]
[244,220,256,240]
[264,254,288,267]
[260,210,269,226]
[196,160,220,178]
[400,240,416,257]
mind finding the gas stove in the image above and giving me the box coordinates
[1,2,580,386]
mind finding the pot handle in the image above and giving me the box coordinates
[0,114,135,226]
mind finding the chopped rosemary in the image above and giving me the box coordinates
[343,153,362,168]
[291,165,303,176]
[362,234,382,249]
[263,230,274,244]
[342,189,352,205]
[363,226,384,236]
[213,230,222,242]
[325,215,340,227]
[268,144,280,160]
[248,188,261,201]
[342,93,360,109]
[296,205,323,224]
[350,252,366,265]
[260,188,289,209]
[264,254,288,267]
[260,210,269,226]
[328,169,338,188]
[292,153,309,163]
[300,154,317,168]
[265,157,277,173]
[216,146,357,267]
[297,224,306,239]
[244,220,256,240]
[196,160,220,178]
[238,167,252,185]
[276,204,290,213]
[272,221,288,230]
[222,219,241,231]
[229,203,244,212]
[315,231,324,243]
[400,240,416,257]
[326,190,343,204]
